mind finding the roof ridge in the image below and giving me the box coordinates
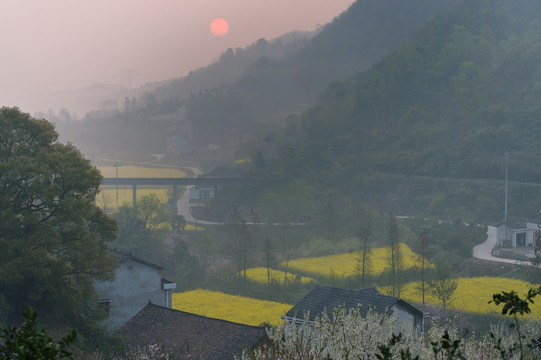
[109,248,164,270]
[143,301,267,329]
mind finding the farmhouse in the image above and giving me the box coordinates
[116,302,269,359]
[94,249,176,331]
[496,222,541,248]
[283,285,424,334]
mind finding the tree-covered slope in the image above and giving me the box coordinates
[287,0,541,183]
[268,0,541,222]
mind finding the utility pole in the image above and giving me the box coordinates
[115,162,119,208]
[505,151,508,223]
[504,151,508,249]
[264,136,273,175]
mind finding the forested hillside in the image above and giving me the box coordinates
[271,0,541,223]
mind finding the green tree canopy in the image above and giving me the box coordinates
[136,193,170,231]
[0,107,117,324]
[0,307,77,359]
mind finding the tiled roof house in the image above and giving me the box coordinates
[116,302,269,360]
[284,285,424,333]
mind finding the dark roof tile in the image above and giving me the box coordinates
[116,302,268,360]
[109,248,164,270]
[284,285,422,323]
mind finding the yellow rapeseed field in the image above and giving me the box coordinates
[172,289,292,326]
[233,159,252,164]
[96,188,171,208]
[98,165,186,178]
[397,277,541,317]
[184,223,204,231]
[283,243,425,278]
[245,267,315,285]
[96,166,186,208]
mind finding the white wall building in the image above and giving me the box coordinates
[94,249,176,331]
[189,185,216,202]
[497,222,541,248]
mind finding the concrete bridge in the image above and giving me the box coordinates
[101,177,252,206]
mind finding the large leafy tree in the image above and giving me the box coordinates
[0,107,117,323]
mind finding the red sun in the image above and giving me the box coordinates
[210,18,229,37]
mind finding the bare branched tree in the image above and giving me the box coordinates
[387,214,404,297]
[427,259,457,310]
[416,229,430,304]
[355,216,372,289]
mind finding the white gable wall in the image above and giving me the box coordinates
[95,259,166,330]
[189,186,215,201]
[393,304,422,336]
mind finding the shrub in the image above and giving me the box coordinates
[0,307,77,360]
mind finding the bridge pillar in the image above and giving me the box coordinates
[133,185,137,206]
[173,185,178,203]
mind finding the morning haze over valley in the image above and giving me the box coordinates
[1,0,541,358]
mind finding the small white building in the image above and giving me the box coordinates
[189,185,216,202]
[497,222,541,248]
[94,249,176,331]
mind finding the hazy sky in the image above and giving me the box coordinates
[1,0,353,113]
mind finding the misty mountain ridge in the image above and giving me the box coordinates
[176,0,453,147]
[55,0,452,160]
[151,30,317,103]
[44,30,316,123]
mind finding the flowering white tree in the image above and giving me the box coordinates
[243,307,426,360]
[242,305,541,360]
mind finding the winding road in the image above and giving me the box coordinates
[174,173,536,267]
[176,168,226,225]
[473,225,535,266]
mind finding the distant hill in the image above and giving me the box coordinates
[57,0,453,160]
[277,0,541,223]
[151,31,316,103]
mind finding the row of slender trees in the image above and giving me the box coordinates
[222,201,458,310]
[355,214,457,309]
